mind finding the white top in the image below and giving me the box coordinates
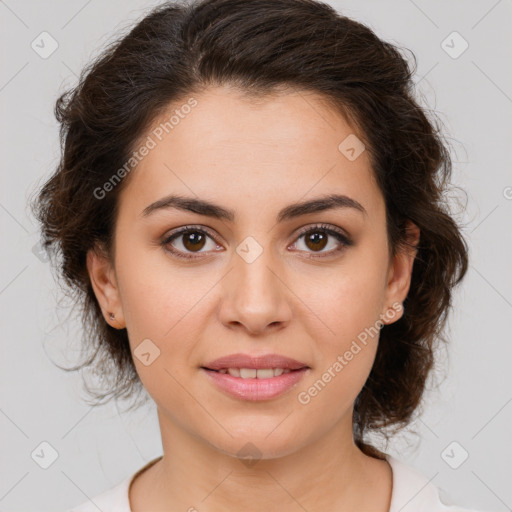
[66,454,489,512]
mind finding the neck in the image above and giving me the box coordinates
[129,408,393,512]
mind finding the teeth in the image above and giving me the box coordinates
[240,368,257,378]
[220,368,291,378]
[255,369,274,379]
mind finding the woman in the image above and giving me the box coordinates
[32,0,485,510]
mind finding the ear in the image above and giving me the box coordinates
[86,244,126,329]
[381,220,420,325]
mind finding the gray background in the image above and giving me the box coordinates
[1,0,511,511]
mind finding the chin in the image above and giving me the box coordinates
[201,423,307,463]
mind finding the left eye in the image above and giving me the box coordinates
[290,225,351,257]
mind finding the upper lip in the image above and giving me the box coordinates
[202,353,310,371]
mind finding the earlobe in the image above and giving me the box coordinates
[86,245,126,329]
[381,220,420,325]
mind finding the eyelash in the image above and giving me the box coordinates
[161,223,353,260]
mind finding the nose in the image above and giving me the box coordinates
[217,243,292,336]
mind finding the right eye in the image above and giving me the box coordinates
[161,225,223,260]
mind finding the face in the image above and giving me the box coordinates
[88,84,418,460]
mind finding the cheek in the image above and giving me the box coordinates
[115,242,215,340]
[114,248,218,394]
[297,255,387,347]
[295,273,384,419]
[293,247,388,401]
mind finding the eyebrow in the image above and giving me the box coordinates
[141,193,367,222]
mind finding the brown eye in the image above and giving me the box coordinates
[303,231,328,252]
[162,226,220,260]
[291,224,353,258]
[182,231,207,252]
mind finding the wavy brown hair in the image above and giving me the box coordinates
[30,0,468,458]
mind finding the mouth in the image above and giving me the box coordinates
[201,367,308,379]
[200,366,310,401]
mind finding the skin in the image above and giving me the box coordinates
[87,84,420,512]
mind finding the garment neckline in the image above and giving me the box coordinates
[127,454,163,509]
[121,453,446,512]
[125,453,405,511]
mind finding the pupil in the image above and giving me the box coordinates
[184,232,205,251]
[307,232,327,251]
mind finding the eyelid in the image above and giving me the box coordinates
[162,224,221,244]
[292,223,351,243]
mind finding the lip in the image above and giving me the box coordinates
[201,367,310,401]
[202,353,310,371]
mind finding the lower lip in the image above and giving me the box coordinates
[201,368,309,401]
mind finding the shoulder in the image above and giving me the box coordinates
[63,474,132,512]
[386,455,494,512]
[64,456,163,512]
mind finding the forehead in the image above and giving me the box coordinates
[118,85,382,220]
